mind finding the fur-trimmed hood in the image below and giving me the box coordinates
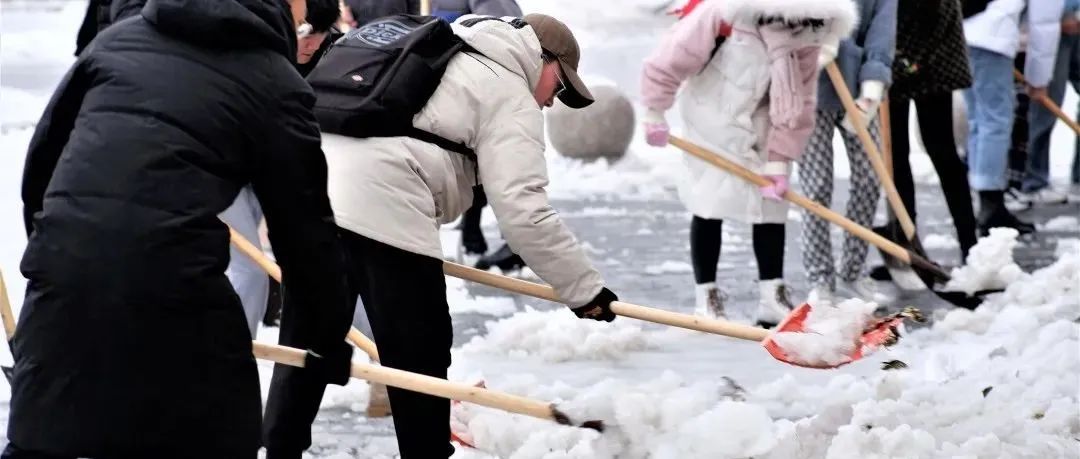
[719,0,858,45]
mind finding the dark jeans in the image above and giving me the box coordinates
[0,443,240,459]
[889,93,978,257]
[689,216,784,284]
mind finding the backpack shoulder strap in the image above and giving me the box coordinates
[406,127,477,160]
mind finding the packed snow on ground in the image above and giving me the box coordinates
[944,228,1027,295]
[768,299,884,368]
[447,250,1079,458]
[643,260,694,275]
[922,233,960,251]
[1042,215,1080,231]
[447,277,519,317]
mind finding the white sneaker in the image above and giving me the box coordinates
[756,279,795,327]
[806,285,834,308]
[1004,190,1030,212]
[1019,187,1069,206]
[837,277,894,303]
[694,282,727,319]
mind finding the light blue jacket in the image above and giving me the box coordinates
[817,0,898,111]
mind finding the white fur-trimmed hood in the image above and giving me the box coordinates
[718,0,858,44]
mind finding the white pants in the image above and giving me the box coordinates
[220,186,267,337]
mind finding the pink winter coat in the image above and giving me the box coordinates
[640,0,856,223]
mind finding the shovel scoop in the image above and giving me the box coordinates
[762,304,924,369]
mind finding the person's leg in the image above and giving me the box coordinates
[798,110,840,292]
[689,215,723,285]
[836,117,882,282]
[262,230,362,458]
[966,47,1015,193]
[1069,36,1080,184]
[220,186,268,337]
[890,96,916,216]
[460,185,488,256]
[1023,38,1072,192]
[913,93,979,258]
[349,234,454,459]
[752,224,785,281]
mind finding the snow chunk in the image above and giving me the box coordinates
[922,233,960,250]
[944,228,1026,294]
[644,261,693,275]
[1041,216,1080,231]
[461,307,652,362]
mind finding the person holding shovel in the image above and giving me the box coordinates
[641,0,857,325]
[8,0,354,458]
[263,14,619,459]
[799,0,896,307]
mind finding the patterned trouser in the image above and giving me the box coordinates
[798,109,881,289]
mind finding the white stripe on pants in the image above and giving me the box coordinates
[220,186,268,337]
[798,109,881,289]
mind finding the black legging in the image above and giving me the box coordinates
[689,216,784,284]
[889,93,978,257]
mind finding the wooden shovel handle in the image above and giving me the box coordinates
[826,63,917,240]
[1014,69,1080,136]
[420,0,432,15]
[0,269,15,342]
[880,97,893,178]
[227,227,380,361]
[669,135,918,266]
[441,262,770,342]
[253,341,561,422]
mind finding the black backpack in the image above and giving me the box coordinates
[306,14,476,158]
[962,0,991,18]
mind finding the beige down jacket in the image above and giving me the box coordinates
[322,16,604,307]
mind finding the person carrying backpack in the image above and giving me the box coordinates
[262,14,620,458]
[640,0,856,325]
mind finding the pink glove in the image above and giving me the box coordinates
[760,175,789,201]
[643,109,669,147]
[759,161,790,201]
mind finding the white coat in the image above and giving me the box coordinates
[322,16,604,307]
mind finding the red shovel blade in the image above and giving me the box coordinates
[761,303,911,369]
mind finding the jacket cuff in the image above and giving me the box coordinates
[763,161,790,176]
[859,61,893,86]
[859,80,885,102]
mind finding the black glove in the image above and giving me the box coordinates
[304,341,353,386]
[570,287,618,322]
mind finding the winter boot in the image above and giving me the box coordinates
[694,282,727,319]
[755,279,794,328]
[806,284,834,308]
[837,277,895,304]
[474,243,526,272]
[366,382,392,418]
[977,190,1036,237]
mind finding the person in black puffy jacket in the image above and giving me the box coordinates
[7,0,353,457]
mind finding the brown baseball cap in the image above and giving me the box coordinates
[524,13,594,109]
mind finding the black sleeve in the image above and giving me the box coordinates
[250,88,352,355]
[22,57,91,237]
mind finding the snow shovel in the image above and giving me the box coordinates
[825,63,939,293]
[0,269,15,382]
[442,262,911,368]
[667,135,996,309]
[227,227,380,361]
[1013,69,1080,136]
[253,341,605,431]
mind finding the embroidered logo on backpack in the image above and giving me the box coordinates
[353,19,415,46]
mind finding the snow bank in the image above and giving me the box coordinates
[447,278,518,317]
[768,300,883,368]
[944,228,1027,294]
[461,307,652,362]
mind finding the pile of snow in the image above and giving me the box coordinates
[768,299,883,368]
[643,260,693,275]
[446,277,518,317]
[1041,215,1080,231]
[922,233,960,251]
[449,247,1078,458]
[461,307,652,362]
[944,228,1027,294]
